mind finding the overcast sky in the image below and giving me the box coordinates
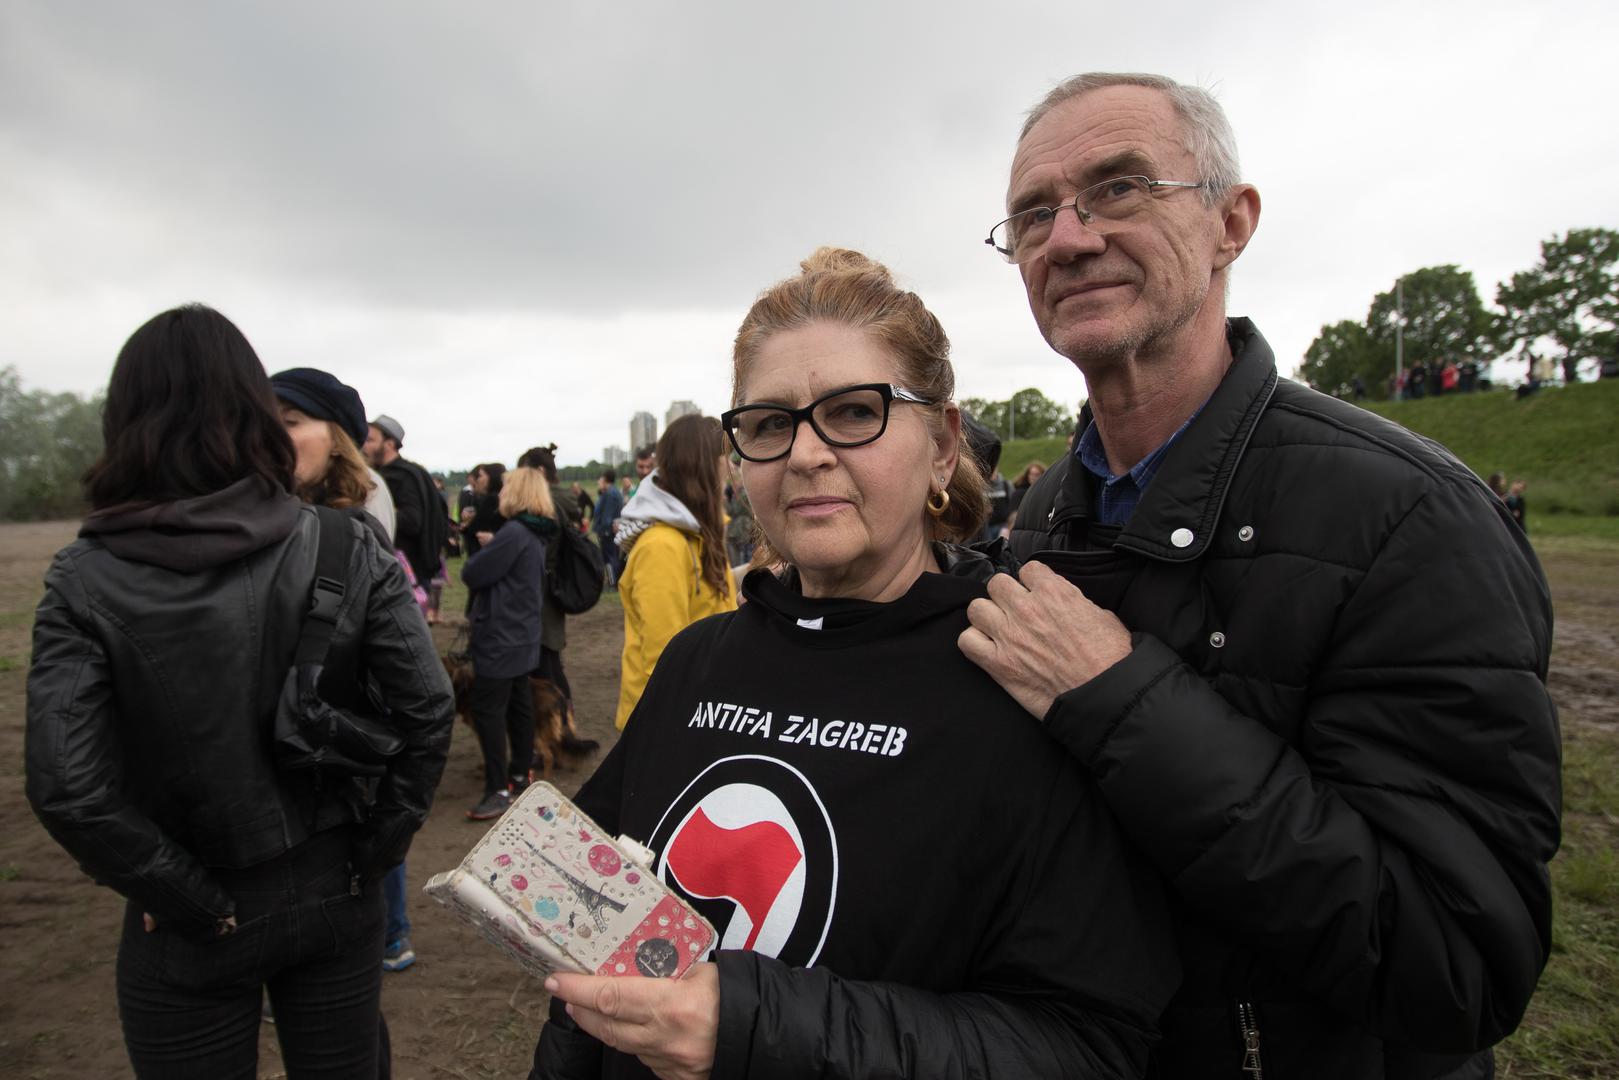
[5,1,1617,471]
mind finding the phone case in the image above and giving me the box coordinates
[423,781,715,980]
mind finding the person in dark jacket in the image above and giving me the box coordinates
[517,444,585,715]
[462,466,556,821]
[531,248,1178,1080]
[593,468,625,585]
[967,73,1559,1079]
[364,412,449,585]
[26,305,454,1079]
[460,463,507,558]
[270,366,424,979]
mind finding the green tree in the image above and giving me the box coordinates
[0,366,104,521]
[960,388,1071,443]
[1496,227,1619,383]
[1301,319,1390,398]
[1366,265,1497,378]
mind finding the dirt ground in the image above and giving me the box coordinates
[0,520,623,1079]
[2,520,1616,1078]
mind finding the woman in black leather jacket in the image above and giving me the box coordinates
[25,305,455,1079]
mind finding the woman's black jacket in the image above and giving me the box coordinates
[26,482,454,936]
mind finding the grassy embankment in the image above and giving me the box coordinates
[996,379,1619,1077]
[997,379,1619,539]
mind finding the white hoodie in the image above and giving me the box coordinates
[615,469,701,554]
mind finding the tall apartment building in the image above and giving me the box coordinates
[602,446,629,468]
[665,400,701,427]
[629,412,657,455]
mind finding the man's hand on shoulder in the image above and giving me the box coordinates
[959,561,1132,720]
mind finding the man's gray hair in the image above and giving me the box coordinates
[1020,73,1241,205]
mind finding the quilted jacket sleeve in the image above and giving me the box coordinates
[1043,481,1559,1053]
[25,551,235,930]
[710,951,1155,1080]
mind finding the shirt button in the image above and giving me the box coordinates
[1237,525,1254,542]
[1209,631,1226,648]
[1170,528,1194,548]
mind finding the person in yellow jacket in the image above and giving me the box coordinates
[614,414,738,728]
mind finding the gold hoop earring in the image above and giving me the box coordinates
[926,488,950,517]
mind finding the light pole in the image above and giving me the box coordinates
[1394,277,1404,401]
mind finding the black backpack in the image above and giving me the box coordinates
[548,525,606,615]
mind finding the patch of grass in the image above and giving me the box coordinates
[0,864,19,882]
[1561,849,1619,907]
[0,655,20,673]
[997,380,1619,527]
[1533,516,1619,544]
[1498,733,1619,1077]
[1362,380,1619,519]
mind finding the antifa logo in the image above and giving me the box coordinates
[647,755,838,967]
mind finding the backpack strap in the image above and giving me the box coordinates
[295,505,357,666]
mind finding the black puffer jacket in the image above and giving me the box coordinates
[1007,320,1560,1080]
[26,480,454,936]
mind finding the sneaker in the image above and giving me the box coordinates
[467,789,511,821]
[383,937,416,972]
[507,773,531,796]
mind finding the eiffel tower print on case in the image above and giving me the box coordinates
[534,848,628,932]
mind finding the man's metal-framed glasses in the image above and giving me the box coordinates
[985,175,1205,264]
[721,383,931,463]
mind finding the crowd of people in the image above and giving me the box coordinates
[25,70,1562,1080]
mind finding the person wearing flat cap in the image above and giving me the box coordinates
[364,412,450,599]
[269,368,395,540]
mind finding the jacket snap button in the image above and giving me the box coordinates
[1170,528,1194,548]
[1237,525,1254,542]
[1209,631,1226,648]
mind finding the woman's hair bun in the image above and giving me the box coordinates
[798,246,892,283]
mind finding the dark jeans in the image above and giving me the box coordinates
[471,672,535,793]
[533,646,572,704]
[383,861,409,943]
[116,829,384,1079]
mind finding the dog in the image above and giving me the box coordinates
[441,653,600,782]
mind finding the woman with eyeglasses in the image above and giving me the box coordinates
[611,413,738,730]
[531,250,1176,1080]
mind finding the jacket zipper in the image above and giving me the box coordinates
[1236,1001,1263,1079]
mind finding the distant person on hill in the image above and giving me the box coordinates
[1487,472,1508,500]
[1406,362,1427,399]
[1505,480,1528,532]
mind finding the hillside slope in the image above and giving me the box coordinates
[995,380,1618,520]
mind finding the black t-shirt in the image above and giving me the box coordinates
[571,567,1177,1078]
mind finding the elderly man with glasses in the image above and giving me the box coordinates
[960,72,1559,1080]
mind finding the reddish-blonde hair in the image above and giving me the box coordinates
[298,421,375,510]
[731,247,987,558]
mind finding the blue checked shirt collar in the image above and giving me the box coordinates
[1074,401,1207,526]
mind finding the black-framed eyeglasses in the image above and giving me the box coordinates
[985,175,1205,264]
[721,383,931,463]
